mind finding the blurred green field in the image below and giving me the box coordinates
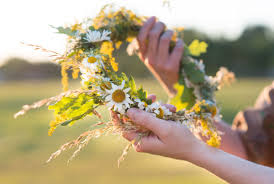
[0,78,273,184]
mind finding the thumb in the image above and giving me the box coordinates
[127,108,170,138]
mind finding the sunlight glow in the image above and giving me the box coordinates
[0,0,273,64]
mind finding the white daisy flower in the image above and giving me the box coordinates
[105,81,133,114]
[80,54,104,77]
[84,30,111,43]
[82,57,100,71]
[161,105,172,116]
[194,60,205,72]
[146,102,160,113]
[134,98,146,110]
[146,102,172,118]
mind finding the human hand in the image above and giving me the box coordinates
[116,100,203,161]
[137,17,184,97]
[122,108,203,161]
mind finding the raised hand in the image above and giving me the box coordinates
[137,17,184,97]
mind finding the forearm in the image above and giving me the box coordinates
[189,143,274,184]
[214,120,247,159]
[152,71,177,97]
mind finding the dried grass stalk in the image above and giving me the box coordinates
[21,42,65,62]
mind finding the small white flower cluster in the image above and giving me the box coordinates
[194,60,205,72]
[135,99,172,117]
[181,58,207,101]
[146,102,172,117]
[205,67,235,91]
[79,54,104,86]
[134,99,146,109]
[84,30,111,43]
[181,69,203,101]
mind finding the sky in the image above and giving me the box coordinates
[0,0,274,65]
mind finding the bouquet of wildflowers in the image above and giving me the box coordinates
[15,6,234,166]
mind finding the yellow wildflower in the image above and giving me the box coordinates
[199,41,208,53]
[48,126,56,136]
[115,41,122,49]
[71,23,81,31]
[100,41,114,57]
[188,39,208,57]
[176,27,185,32]
[156,108,164,119]
[72,67,79,79]
[126,37,134,43]
[61,63,69,91]
[171,32,177,42]
[110,57,119,72]
[206,132,221,147]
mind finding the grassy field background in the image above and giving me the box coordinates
[0,77,273,184]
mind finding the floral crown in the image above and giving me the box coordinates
[15,6,234,166]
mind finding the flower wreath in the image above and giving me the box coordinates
[14,6,234,166]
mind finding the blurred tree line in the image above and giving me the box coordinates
[0,24,273,81]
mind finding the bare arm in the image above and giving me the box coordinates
[123,108,274,184]
[191,143,274,184]
[214,120,247,159]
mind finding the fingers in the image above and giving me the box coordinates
[122,131,164,153]
[168,39,184,70]
[137,17,156,61]
[157,30,173,66]
[127,108,170,138]
[147,94,156,102]
[147,22,165,66]
[122,131,138,141]
[110,111,120,126]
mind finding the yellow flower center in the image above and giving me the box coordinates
[88,56,97,63]
[112,89,126,103]
[156,108,164,119]
[144,102,148,107]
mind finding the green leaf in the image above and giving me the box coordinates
[48,97,77,115]
[61,107,94,126]
[50,25,77,37]
[88,26,96,31]
[67,51,76,58]
[183,46,191,56]
[61,119,74,126]
[120,72,129,82]
[144,98,152,105]
[48,93,98,127]
[137,86,147,101]
[128,76,137,95]
[183,58,205,84]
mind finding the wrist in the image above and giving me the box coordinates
[183,141,213,164]
[163,83,177,97]
[173,138,207,162]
